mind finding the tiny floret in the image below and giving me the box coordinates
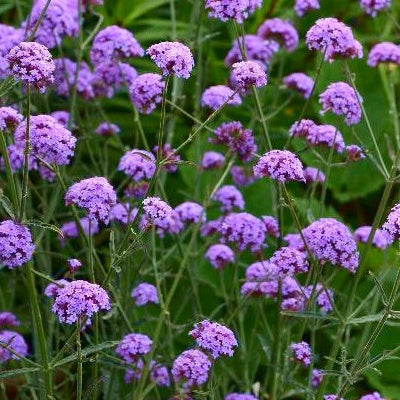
[142,197,173,229]
[359,392,385,400]
[304,167,326,183]
[67,259,82,274]
[131,283,159,306]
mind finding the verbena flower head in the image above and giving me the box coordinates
[324,396,344,400]
[354,226,389,249]
[67,259,82,274]
[142,197,173,229]
[205,244,235,269]
[306,18,363,62]
[175,202,205,223]
[124,360,170,386]
[110,203,137,225]
[147,42,194,79]
[90,25,144,66]
[304,167,326,183]
[254,150,305,183]
[172,349,211,388]
[304,284,334,313]
[60,217,99,243]
[312,369,324,388]
[359,392,385,400]
[118,149,156,182]
[284,233,305,251]
[51,111,72,128]
[95,122,120,136]
[189,320,238,359]
[290,341,312,366]
[303,218,360,272]
[225,35,279,67]
[270,247,309,276]
[218,212,266,252]
[319,82,362,126]
[382,204,400,244]
[201,85,242,110]
[115,333,152,363]
[44,279,69,298]
[131,283,159,306]
[283,73,314,98]
[230,166,256,186]
[0,312,20,327]
[0,220,34,269]
[140,209,183,238]
[0,107,23,131]
[204,0,262,23]
[0,24,24,79]
[213,121,257,162]
[0,330,28,362]
[129,73,165,114]
[368,42,400,67]
[360,0,391,16]
[201,151,225,169]
[7,42,55,93]
[52,280,111,324]
[54,58,95,100]
[231,61,267,89]
[225,394,258,400]
[24,0,78,49]
[257,18,299,52]
[64,177,117,224]
[262,216,280,237]
[15,115,76,165]
[212,185,245,212]
[153,143,181,173]
[294,0,320,17]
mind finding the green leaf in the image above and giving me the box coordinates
[0,367,40,379]
[0,190,15,219]
[123,0,170,24]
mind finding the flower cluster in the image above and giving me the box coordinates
[294,0,320,16]
[368,42,400,67]
[0,330,28,362]
[204,0,262,23]
[212,185,245,212]
[360,0,391,16]
[283,72,314,98]
[118,149,156,182]
[201,85,242,110]
[290,341,312,366]
[257,18,299,52]
[131,283,159,306]
[205,244,235,269]
[231,61,268,89]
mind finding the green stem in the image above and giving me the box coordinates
[76,320,83,400]
[156,75,170,162]
[270,280,282,399]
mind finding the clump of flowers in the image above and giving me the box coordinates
[0,330,28,362]
[0,312,20,327]
[205,244,235,269]
[231,61,267,90]
[0,24,24,79]
[131,283,159,306]
[147,42,194,79]
[382,204,400,244]
[283,72,314,99]
[359,392,385,400]
[118,149,156,182]
[0,107,23,131]
[212,185,245,212]
[257,18,299,52]
[64,177,117,224]
[52,280,111,324]
[304,167,326,183]
[142,197,173,229]
[225,394,258,400]
[154,143,181,172]
[304,284,334,313]
[201,85,242,110]
[116,333,152,363]
[175,202,205,223]
[7,42,55,93]
[67,259,82,274]
[231,166,256,186]
[319,82,362,126]
[0,220,35,269]
[294,0,320,16]
[60,217,99,243]
[51,111,72,128]
[270,247,309,276]
[354,226,389,249]
[110,203,137,225]
[290,341,312,366]
[95,122,120,136]
[360,0,391,17]
[262,216,280,237]
[253,150,305,183]
[201,151,225,169]
[44,279,69,298]
[367,42,400,67]
[312,369,324,388]
[204,0,262,23]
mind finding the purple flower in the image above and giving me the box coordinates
[254,150,305,183]
[312,369,324,388]
[64,177,117,224]
[0,330,28,362]
[306,18,363,62]
[140,209,183,238]
[7,42,55,93]
[213,121,257,162]
[225,394,258,400]
[110,203,137,225]
[347,144,366,162]
[124,182,149,199]
[0,107,23,131]
[290,341,312,366]
[23,0,78,49]
[60,217,99,243]
[204,0,262,23]
[124,360,170,386]
[44,279,69,298]
[319,82,362,126]
[359,392,385,400]
[257,18,299,52]
[54,58,95,100]
[382,204,400,244]
[175,202,205,223]
[116,333,152,363]
[262,216,280,237]
[147,42,194,79]
[52,280,111,324]
[172,349,211,388]
[284,233,305,251]
[0,24,24,79]
[95,122,120,136]
[131,283,159,306]
[304,284,334,313]
[230,166,256,186]
[283,73,314,98]
[90,25,144,66]
[142,197,173,229]
[225,35,279,68]
[231,61,267,89]
[51,111,72,128]
[304,167,326,183]
[303,218,360,272]
[153,143,180,173]
[201,151,225,169]
[294,0,320,16]
[67,259,82,274]
[218,212,266,252]
[354,226,389,249]
[205,244,235,269]
[15,115,76,165]
[129,73,165,114]
[360,0,391,16]
[212,185,245,212]
[368,42,400,67]
[0,220,34,269]
[118,149,156,181]
[324,396,344,400]
[0,312,20,327]
[270,247,309,276]
[189,320,238,359]
[245,260,279,282]
[201,85,242,110]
